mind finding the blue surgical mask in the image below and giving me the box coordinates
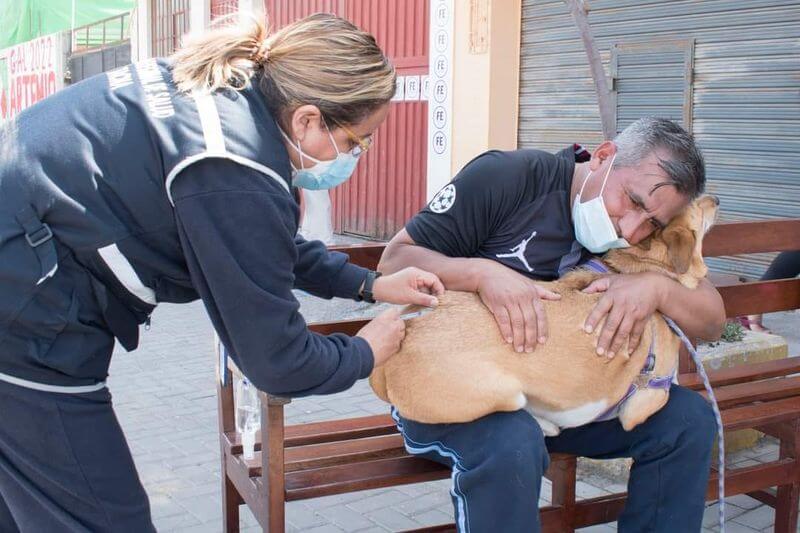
[572,153,630,254]
[281,126,361,190]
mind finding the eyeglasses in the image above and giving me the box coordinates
[328,117,374,156]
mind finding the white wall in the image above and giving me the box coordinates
[238,0,266,19]
[189,0,211,33]
[131,0,151,60]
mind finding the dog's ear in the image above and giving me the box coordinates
[662,226,696,274]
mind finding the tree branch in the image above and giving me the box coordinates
[564,0,615,140]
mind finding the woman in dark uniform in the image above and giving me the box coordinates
[0,14,442,531]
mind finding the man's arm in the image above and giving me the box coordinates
[657,277,725,342]
[379,229,484,292]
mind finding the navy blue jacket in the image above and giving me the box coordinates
[0,58,373,394]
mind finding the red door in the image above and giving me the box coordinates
[265,0,429,240]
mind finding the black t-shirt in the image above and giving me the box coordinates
[406,147,593,281]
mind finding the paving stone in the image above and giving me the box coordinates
[396,480,448,498]
[149,497,185,520]
[395,490,452,515]
[152,512,203,531]
[577,525,616,532]
[411,508,453,527]
[733,505,775,530]
[301,525,346,533]
[306,490,380,510]
[144,479,198,502]
[364,507,421,531]
[576,480,610,499]
[726,494,763,511]
[286,502,328,530]
[169,523,223,533]
[716,522,759,532]
[168,482,221,501]
[176,494,223,523]
[346,490,411,513]
[703,501,746,528]
[239,506,260,527]
[316,504,375,530]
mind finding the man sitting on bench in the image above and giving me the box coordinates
[378,118,727,532]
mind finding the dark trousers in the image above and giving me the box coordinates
[762,250,800,281]
[394,385,717,533]
[0,380,155,532]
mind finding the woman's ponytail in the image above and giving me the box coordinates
[171,14,268,93]
[171,13,396,126]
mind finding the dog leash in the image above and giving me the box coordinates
[664,316,725,533]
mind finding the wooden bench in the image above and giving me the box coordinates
[217,219,800,532]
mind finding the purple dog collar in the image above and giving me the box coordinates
[583,258,610,274]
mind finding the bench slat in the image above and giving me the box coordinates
[285,456,449,500]
[679,357,800,390]
[329,243,385,270]
[227,414,398,455]
[245,434,408,476]
[700,375,800,409]
[703,219,800,257]
[283,452,577,501]
[721,395,800,431]
[308,319,370,336]
[285,414,398,447]
[718,279,800,317]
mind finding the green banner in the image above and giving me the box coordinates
[0,0,135,50]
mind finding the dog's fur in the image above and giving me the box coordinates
[370,196,719,435]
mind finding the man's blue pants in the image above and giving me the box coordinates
[393,385,716,532]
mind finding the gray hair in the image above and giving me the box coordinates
[613,117,706,198]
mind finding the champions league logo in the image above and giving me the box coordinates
[429,184,456,213]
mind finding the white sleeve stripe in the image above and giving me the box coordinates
[0,371,107,394]
[164,153,290,205]
[166,88,290,205]
[97,243,157,306]
[192,90,226,153]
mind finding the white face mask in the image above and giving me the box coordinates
[572,153,631,254]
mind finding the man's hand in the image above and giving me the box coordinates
[582,272,666,358]
[474,259,561,353]
[372,267,445,307]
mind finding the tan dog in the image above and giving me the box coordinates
[370,196,719,435]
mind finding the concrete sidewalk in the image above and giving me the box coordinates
[110,294,799,532]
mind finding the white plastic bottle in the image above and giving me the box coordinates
[235,377,261,460]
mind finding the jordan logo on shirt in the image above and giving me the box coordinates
[496,230,537,272]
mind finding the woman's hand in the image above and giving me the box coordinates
[357,308,406,367]
[372,267,445,307]
[474,259,561,353]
